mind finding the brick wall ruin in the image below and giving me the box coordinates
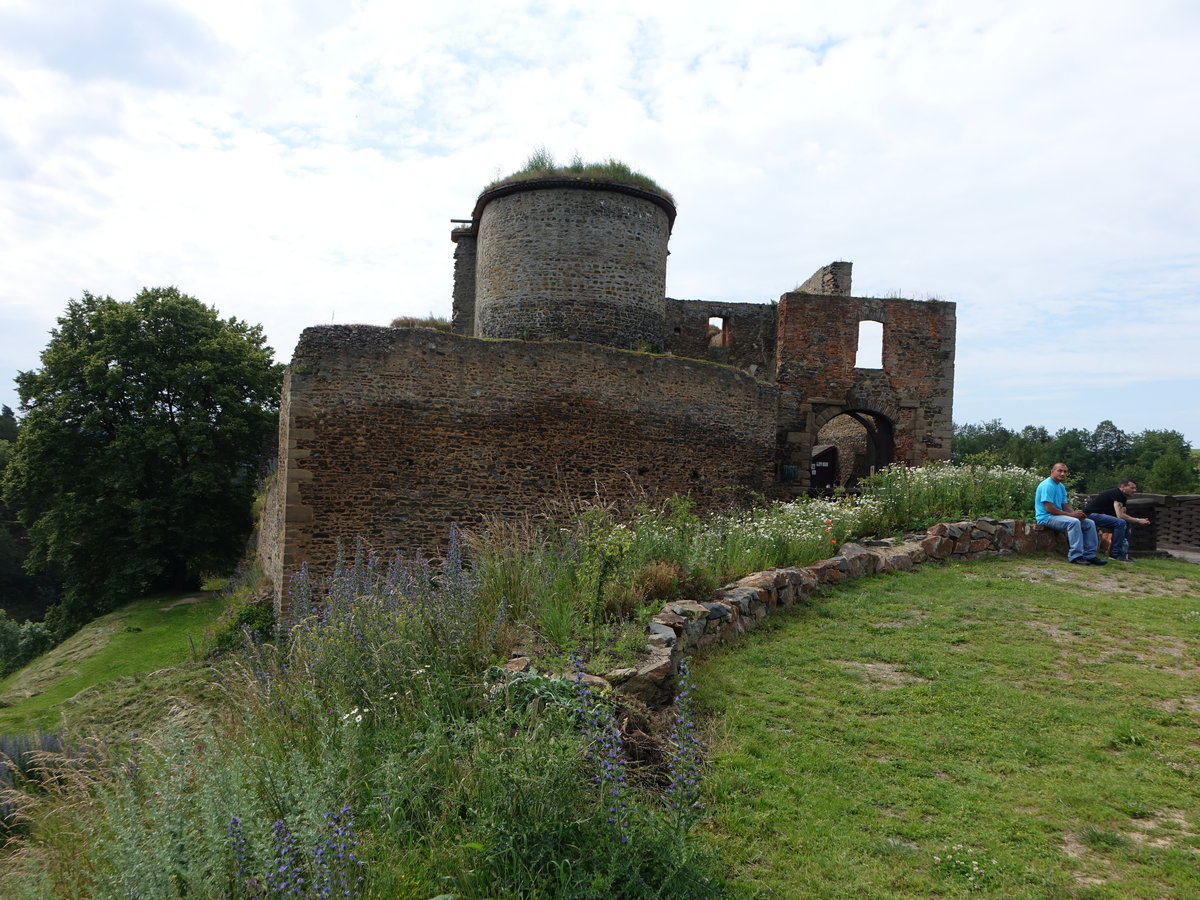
[774,291,956,483]
[267,326,777,612]
[261,176,959,612]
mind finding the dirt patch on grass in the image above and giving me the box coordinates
[869,611,928,629]
[160,593,213,610]
[836,661,929,689]
[1010,562,1200,598]
[1061,833,1089,859]
[1060,835,1114,888]
[1027,621,1080,643]
[1124,809,1198,850]
[1151,695,1200,713]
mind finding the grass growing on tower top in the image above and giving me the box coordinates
[484,147,674,201]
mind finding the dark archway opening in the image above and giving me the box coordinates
[814,410,894,492]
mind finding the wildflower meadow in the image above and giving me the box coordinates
[0,463,1046,898]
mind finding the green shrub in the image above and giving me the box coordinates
[209,599,275,654]
[0,610,57,676]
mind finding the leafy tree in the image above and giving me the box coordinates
[1007,425,1052,470]
[2,288,282,631]
[1085,420,1131,485]
[0,405,17,442]
[1044,427,1093,488]
[951,419,1014,464]
[952,420,1196,495]
[1148,454,1197,494]
[0,430,58,623]
[1122,429,1196,492]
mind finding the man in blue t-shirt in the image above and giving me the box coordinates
[1034,462,1106,565]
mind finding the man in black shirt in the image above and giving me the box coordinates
[1083,479,1151,562]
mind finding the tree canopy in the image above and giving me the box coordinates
[953,419,1198,494]
[2,288,282,630]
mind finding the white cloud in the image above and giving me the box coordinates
[1,0,1197,443]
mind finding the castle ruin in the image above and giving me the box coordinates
[261,176,956,614]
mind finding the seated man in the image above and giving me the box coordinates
[1084,478,1150,562]
[1034,462,1106,565]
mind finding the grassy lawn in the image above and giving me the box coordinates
[697,555,1200,899]
[0,591,226,736]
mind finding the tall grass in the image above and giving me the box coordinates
[466,465,1041,672]
[2,530,720,898]
[2,463,1041,897]
[857,462,1041,533]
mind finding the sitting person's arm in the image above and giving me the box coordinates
[1042,498,1084,519]
[1114,499,1150,527]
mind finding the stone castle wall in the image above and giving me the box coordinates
[662,297,777,379]
[775,293,956,473]
[472,182,674,348]
[268,325,779,613]
[450,228,476,335]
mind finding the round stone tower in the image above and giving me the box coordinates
[472,178,675,349]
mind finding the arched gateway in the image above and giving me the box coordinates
[772,266,956,495]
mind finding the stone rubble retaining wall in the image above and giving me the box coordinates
[504,517,1068,707]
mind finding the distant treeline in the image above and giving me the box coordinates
[952,419,1198,494]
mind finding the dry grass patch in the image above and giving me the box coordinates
[836,660,929,689]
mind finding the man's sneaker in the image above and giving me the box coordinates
[1109,554,1135,562]
[1086,556,1108,566]
[1070,558,1090,565]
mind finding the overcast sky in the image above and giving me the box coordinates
[2,0,1197,446]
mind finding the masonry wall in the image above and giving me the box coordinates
[270,326,779,613]
[473,182,673,348]
[775,293,956,469]
[450,229,476,336]
[662,298,777,379]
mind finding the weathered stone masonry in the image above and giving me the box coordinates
[471,180,674,349]
[775,291,956,477]
[269,326,777,606]
[263,176,959,613]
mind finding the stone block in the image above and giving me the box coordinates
[665,600,711,623]
[838,542,882,578]
[614,647,677,708]
[647,622,677,648]
[811,558,847,585]
[921,534,954,558]
[714,588,754,618]
[603,667,638,686]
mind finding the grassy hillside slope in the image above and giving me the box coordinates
[0,591,227,737]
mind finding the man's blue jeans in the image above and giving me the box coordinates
[1087,513,1127,558]
[1040,515,1098,561]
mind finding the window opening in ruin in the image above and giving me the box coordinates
[855,320,883,369]
[708,316,730,348]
